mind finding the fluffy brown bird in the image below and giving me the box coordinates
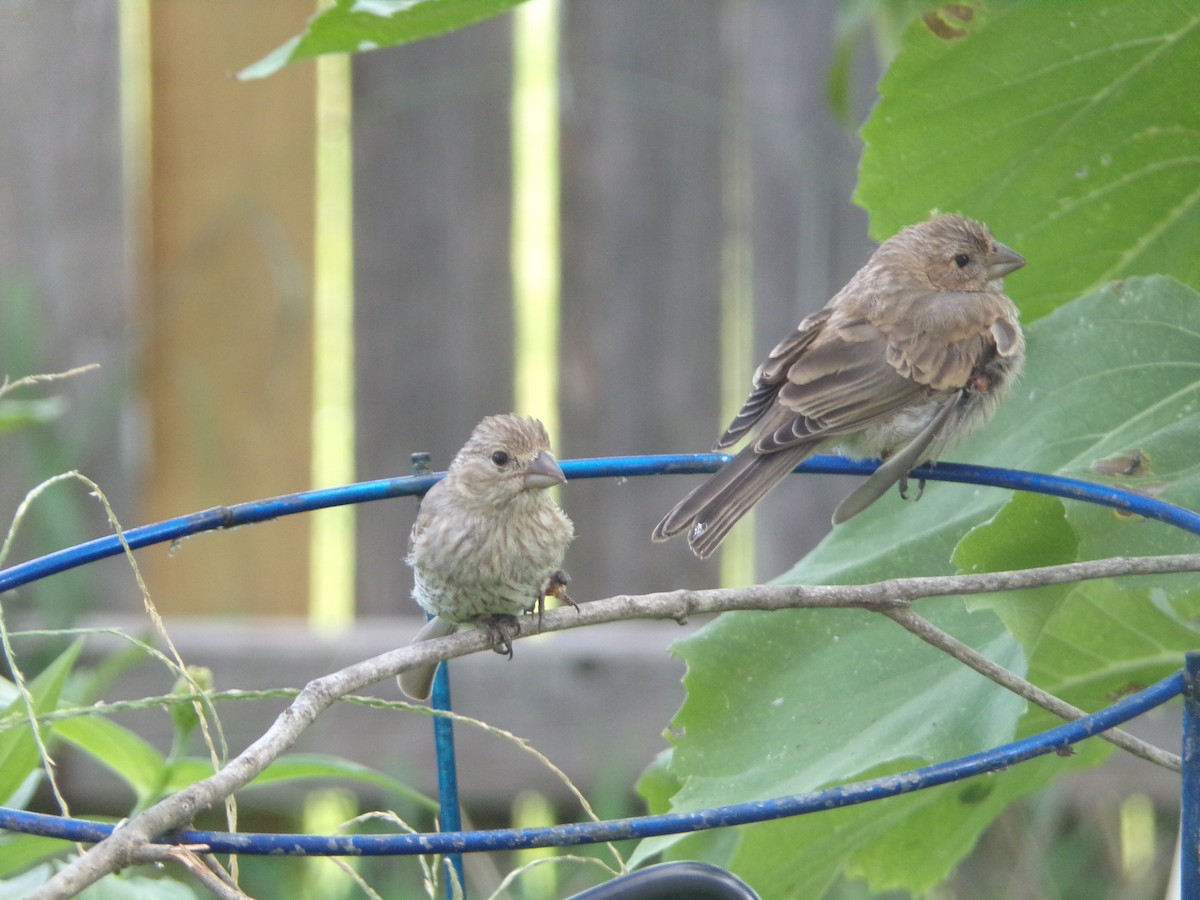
[653,214,1026,559]
[399,414,575,700]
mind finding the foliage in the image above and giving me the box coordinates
[0,642,81,811]
[857,0,1200,320]
[0,398,67,437]
[0,643,437,891]
[638,0,1200,895]
[0,285,114,635]
[239,0,530,80]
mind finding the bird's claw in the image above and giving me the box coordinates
[897,476,927,502]
[478,614,520,659]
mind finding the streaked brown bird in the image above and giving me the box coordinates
[399,414,575,700]
[652,214,1026,559]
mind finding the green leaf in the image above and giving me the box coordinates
[725,747,1104,897]
[632,749,679,817]
[0,862,57,897]
[955,492,1079,577]
[246,753,437,810]
[1025,579,1200,716]
[641,277,1200,895]
[239,0,529,80]
[668,607,1023,811]
[828,0,931,124]
[954,491,1079,646]
[0,834,75,880]
[0,641,83,807]
[52,716,166,805]
[0,398,67,435]
[856,0,1200,321]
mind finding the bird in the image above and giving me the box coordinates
[399,414,575,700]
[652,213,1026,560]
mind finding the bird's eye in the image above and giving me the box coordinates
[954,253,970,269]
[490,450,510,467]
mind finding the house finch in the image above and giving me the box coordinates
[399,414,575,700]
[653,214,1026,559]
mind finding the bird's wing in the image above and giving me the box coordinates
[751,316,928,452]
[754,291,1011,453]
[714,308,832,450]
[881,290,1020,389]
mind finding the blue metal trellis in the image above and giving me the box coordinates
[1183,653,1200,893]
[0,454,1196,897]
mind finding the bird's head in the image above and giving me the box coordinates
[890,214,1026,293]
[448,413,566,503]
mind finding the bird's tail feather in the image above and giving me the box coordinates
[398,615,458,700]
[652,445,815,559]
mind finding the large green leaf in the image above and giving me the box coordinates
[857,0,1200,321]
[239,0,528,80]
[637,277,1200,896]
[722,751,1096,898]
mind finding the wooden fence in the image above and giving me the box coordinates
[0,0,880,806]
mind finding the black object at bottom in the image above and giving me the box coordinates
[567,861,760,900]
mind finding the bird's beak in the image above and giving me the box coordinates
[987,242,1026,280]
[524,450,566,490]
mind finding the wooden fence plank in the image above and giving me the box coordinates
[139,0,316,616]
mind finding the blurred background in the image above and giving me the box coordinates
[0,2,1179,897]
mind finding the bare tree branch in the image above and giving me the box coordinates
[32,553,1200,898]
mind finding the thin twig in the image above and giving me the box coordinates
[195,852,241,893]
[127,845,248,899]
[0,363,101,400]
[31,552,1200,899]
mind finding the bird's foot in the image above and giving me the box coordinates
[477,614,521,659]
[897,476,927,502]
[536,570,577,631]
[547,569,575,606]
